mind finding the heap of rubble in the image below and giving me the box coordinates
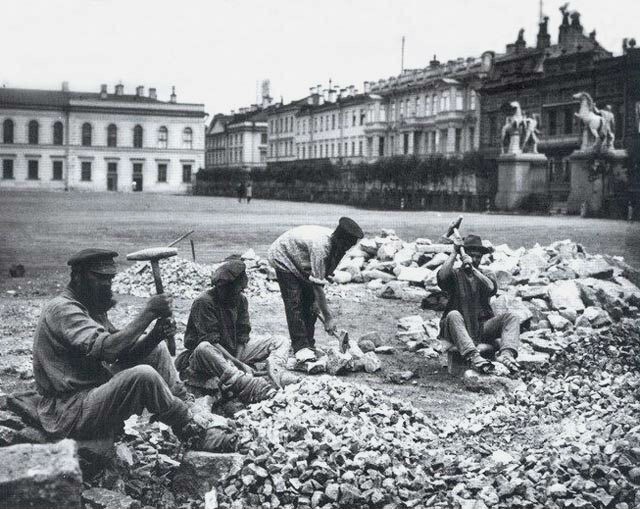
[112,250,279,300]
[214,376,439,509]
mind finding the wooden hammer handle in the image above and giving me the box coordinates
[149,260,176,356]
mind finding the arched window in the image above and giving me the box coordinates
[133,125,143,148]
[53,122,64,145]
[158,126,168,148]
[2,119,13,143]
[107,124,117,147]
[82,123,92,146]
[28,120,39,144]
[182,127,193,149]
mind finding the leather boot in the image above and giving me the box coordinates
[171,411,237,452]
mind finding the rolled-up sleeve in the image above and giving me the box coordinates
[49,301,111,360]
[184,299,222,350]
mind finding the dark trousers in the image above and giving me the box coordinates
[275,269,317,353]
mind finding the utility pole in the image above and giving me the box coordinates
[401,36,405,73]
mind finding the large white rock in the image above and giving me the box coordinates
[358,238,379,256]
[397,315,425,331]
[548,280,584,312]
[361,269,396,283]
[547,312,572,331]
[519,245,548,274]
[491,294,533,325]
[376,240,403,261]
[397,266,432,283]
[424,252,449,269]
[332,270,352,284]
[393,246,416,266]
[568,257,614,279]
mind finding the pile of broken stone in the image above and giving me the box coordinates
[112,249,280,301]
[209,315,640,509]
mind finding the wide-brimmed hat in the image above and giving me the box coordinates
[463,234,492,254]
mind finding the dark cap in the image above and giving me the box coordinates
[67,248,118,275]
[212,259,246,285]
[336,217,364,240]
[463,234,493,254]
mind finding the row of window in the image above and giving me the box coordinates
[1,119,195,149]
[1,158,192,183]
[205,132,268,150]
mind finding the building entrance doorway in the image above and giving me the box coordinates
[107,162,118,191]
[132,163,143,192]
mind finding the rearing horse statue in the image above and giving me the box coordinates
[573,92,615,150]
[500,101,526,154]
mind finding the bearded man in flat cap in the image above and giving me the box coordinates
[268,217,364,364]
[177,258,289,403]
[32,249,236,452]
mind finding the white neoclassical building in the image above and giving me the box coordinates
[0,83,206,193]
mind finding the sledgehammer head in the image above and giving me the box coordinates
[126,247,178,261]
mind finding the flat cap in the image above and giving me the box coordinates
[67,248,118,275]
[212,259,246,285]
[336,217,364,240]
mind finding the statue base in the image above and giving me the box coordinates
[495,153,548,210]
[566,148,628,215]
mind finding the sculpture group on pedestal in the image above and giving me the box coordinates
[573,92,616,151]
[500,101,541,155]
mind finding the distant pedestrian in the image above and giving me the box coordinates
[131,181,137,192]
[246,182,253,204]
[628,201,634,222]
[236,182,246,203]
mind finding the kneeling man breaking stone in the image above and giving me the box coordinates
[176,258,288,403]
[33,249,236,452]
[438,235,521,374]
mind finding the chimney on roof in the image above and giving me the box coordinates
[363,81,370,94]
[61,81,69,92]
[115,83,124,96]
[349,85,356,96]
[537,16,551,49]
[339,88,347,99]
[148,87,157,99]
[170,86,177,103]
[328,88,337,103]
[100,84,108,99]
[429,55,440,68]
[136,85,144,97]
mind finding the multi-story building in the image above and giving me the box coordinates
[480,9,640,205]
[205,107,268,171]
[0,83,205,193]
[295,85,373,163]
[367,54,490,159]
[266,99,305,163]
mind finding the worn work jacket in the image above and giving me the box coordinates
[437,267,498,341]
[32,287,117,436]
[177,289,251,371]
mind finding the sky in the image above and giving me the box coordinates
[1,0,638,121]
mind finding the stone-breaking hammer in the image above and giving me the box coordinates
[127,247,178,356]
[445,215,470,270]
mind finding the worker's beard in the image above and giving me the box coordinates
[74,279,116,314]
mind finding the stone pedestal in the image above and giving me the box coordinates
[567,148,628,215]
[495,153,548,210]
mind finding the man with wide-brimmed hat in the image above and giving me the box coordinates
[32,248,236,452]
[177,257,289,403]
[268,217,364,364]
[437,235,521,374]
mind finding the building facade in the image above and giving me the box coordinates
[205,108,268,171]
[367,54,489,159]
[480,10,640,206]
[0,83,205,193]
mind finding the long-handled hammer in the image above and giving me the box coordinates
[444,215,470,270]
[127,247,178,356]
